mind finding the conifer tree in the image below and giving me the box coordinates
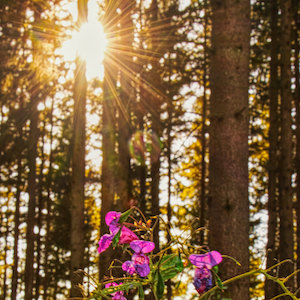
[69,0,88,296]
[278,0,294,292]
[208,1,251,298]
[265,0,280,298]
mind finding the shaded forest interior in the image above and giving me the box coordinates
[0,0,299,299]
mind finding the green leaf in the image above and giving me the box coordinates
[112,229,121,248]
[159,254,184,281]
[138,285,145,300]
[154,271,165,300]
[119,208,133,223]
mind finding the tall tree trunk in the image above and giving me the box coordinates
[208,1,250,299]
[150,114,161,252]
[99,53,118,280]
[148,0,161,254]
[294,0,300,289]
[265,0,280,298]
[35,129,46,300]
[199,1,209,245]
[43,97,54,300]
[2,211,9,299]
[166,102,173,300]
[69,0,88,296]
[25,66,40,300]
[117,0,135,211]
[11,130,23,300]
[278,0,294,291]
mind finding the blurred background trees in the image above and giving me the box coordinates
[0,0,299,299]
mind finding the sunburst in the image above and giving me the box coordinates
[59,0,107,80]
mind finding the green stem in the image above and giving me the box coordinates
[200,268,300,300]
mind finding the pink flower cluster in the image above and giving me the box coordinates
[98,211,155,299]
[98,211,223,298]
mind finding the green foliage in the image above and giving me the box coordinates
[158,254,184,281]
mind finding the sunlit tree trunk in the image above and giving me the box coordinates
[69,0,87,297]
[99,0,119,276]
[265,1,280,298]
[117,0,135,211]
[278,0,294,291]
[208,0,250,299]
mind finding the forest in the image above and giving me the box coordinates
[0,0,299,299]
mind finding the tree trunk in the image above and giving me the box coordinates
[99,56,118,280]
[208,1,250,299]
[25,67,39,300]
[265,1,280,298]
[35,129,46,300]
[278,0,294,291]
[117,0,135,211]
[43,97,54,300]
[294,0,300,289]
[2,212,9,299]
[199,1,209,245]
[11,130,23,300]
[69,0,88,297]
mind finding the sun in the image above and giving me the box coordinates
[59,1,107,80]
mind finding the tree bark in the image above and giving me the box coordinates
[69,0,88,297]
[11,129,23,300]
[278,0,294,291]
[99,55,118,280]
[25,86,38,300]
[199,0,209,245]
[294,0,300,289]
[117,0,135,211]
[265,0,280,298]
[208,1,250,299]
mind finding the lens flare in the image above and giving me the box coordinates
[129,131,162,165]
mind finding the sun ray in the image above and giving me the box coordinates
[59,0,107,80]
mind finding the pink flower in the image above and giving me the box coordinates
[189,251,222,295]
[122,240,154,277]
[98,211,138,253]
[189,251,222,269]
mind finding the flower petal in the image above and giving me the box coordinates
[135,263,150,277]
[132,253,150,265]
[194,267,213,295]
[122,260,136,275]
[105,282,118,289]
[105,211,121,227]
[130,240,155,254]
[98,234,114,253]
[189,251,222,269]
[119,226,138,244]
